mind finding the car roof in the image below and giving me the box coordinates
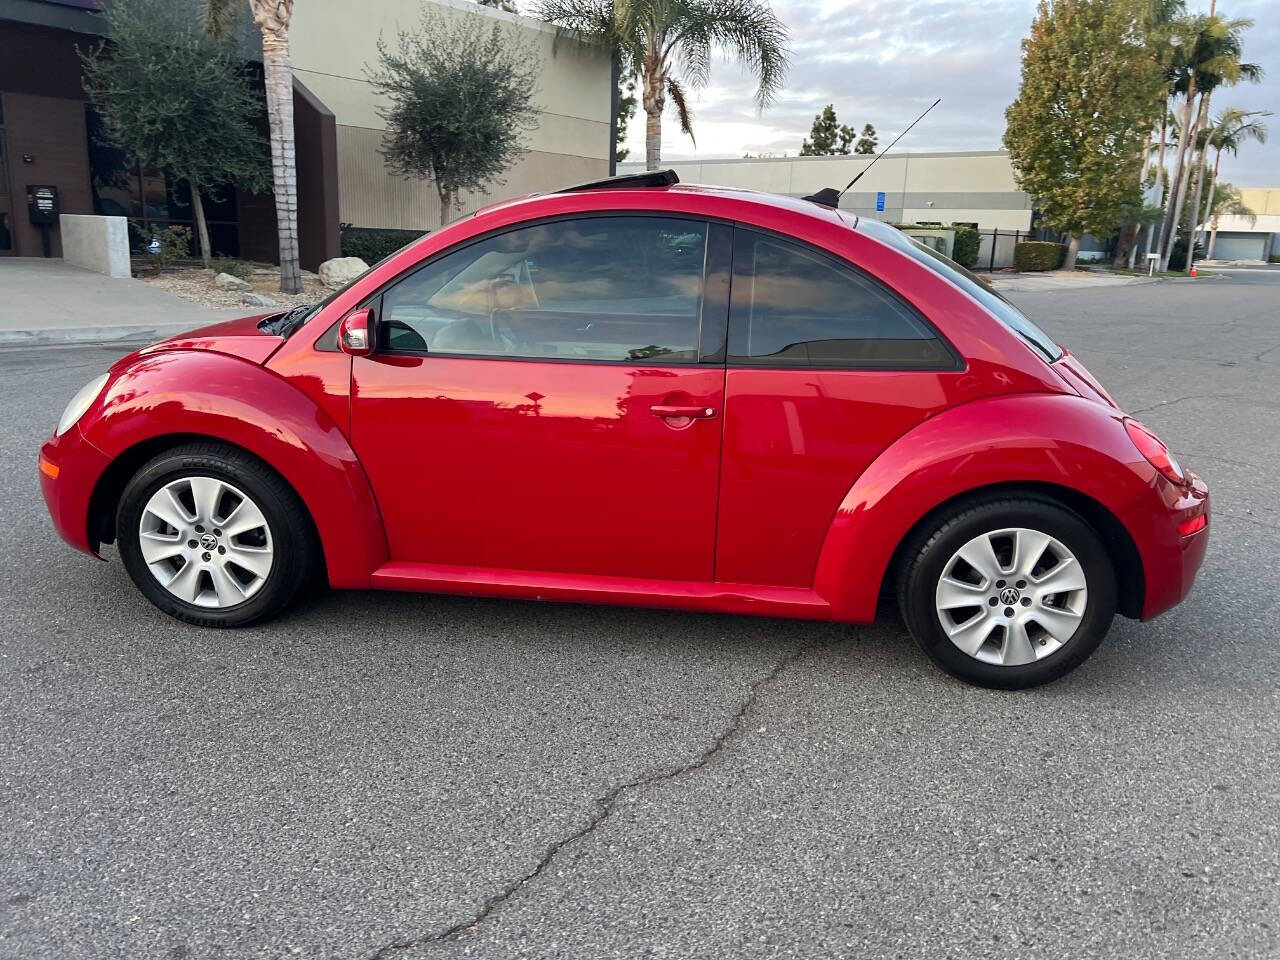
[470,178,855,232]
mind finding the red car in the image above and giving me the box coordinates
[39,172,1208,688]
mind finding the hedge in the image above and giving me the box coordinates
[1013,241,1066,272]
[339,227,426,265]
[950,225,981,269]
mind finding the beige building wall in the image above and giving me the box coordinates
[290,0,611,231]
[1239,188,1280,216]
[620,151,1035,230]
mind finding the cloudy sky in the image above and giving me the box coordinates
[617,0,1278,187]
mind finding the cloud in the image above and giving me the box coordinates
[619,0,1278,187]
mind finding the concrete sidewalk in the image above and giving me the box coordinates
[986,270,1156,293]
[0,258,242,347]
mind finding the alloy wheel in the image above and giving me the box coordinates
[137,476,274,608]
[934,526,1088,666]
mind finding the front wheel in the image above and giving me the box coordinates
[898,498,1117,689]
[116,442,318,627]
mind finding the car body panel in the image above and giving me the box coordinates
[350,355,725,580]
[72,351,387,588]
[137,313,284,366]
[809,391,1207,622]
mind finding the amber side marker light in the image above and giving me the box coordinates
[39,455,59,480]
[1124,418,1186,486]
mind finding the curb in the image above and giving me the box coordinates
[0,323,197,348]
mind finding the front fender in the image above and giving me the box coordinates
[79,351,387,589]
[813,393,1158,621]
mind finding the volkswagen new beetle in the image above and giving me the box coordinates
[39,171,1209,688]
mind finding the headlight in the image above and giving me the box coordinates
[56,373,109,437]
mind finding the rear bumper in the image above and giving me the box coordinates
[1139,471,1210,620]
[39,427,112,558]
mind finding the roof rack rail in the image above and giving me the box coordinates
[560,169,680,192]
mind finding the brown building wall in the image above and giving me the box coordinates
[1,91,94,257]
[0,21,97,257]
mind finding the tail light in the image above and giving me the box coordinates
[1124,418,1186,486]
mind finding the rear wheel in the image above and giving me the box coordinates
[898,498,1117,689]
[116,442,318,627]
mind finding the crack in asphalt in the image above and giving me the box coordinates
[366,642,812,959]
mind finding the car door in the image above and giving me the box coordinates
[716,227,962,588]
[348,215,731,583]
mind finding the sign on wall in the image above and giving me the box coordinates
[876,191,886,212]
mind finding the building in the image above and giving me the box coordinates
[620,151,1042,268]
[1204,187,1280,262]
[620,151,1035,229]
[0,0,610,267]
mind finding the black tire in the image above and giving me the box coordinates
[116,442,319,627]
[898,497,1117,689]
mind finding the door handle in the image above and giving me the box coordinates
[650,404,716,419]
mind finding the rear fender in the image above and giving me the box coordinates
[79,351,387,589]
[813,393,1158,621]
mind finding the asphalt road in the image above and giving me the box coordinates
[2,271,1278,959]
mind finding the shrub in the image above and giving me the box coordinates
[1168,235,1205,272]
[1013,241,1066,272]
[950,224,981,269]
[135,224,193,274]
[213,256,254,281]
[340,227,425,265]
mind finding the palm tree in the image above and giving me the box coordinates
[206,0,302,294]
[1203,182,1255,259]
[1156,12,1260,271]
[1189,106,1268,260]
[540,0,788,170]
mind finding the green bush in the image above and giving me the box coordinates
[1013,241,1066,272]
[950,224,981,269]
[1168,235,1205,271]
[340,227,425,265]
[213,256,254,281]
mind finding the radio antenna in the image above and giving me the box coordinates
[839,98,941,198]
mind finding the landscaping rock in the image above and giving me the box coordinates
[319,257,369,289]
[242,293,278,309]
[214,272,252,291]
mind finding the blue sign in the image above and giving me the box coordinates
[876,191,886,212]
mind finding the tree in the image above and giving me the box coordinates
[80,0,267,268]
[854,123,878,155]
[1174,17,1262,273]
[1154,12,1261,271]
[1194,107,1267,255]
[206,0,303,294]
[367,10,539,223]
[1003,0,1165,269]
[540,0,788,170]
[800,105,854,155]
[1202,181,1254,258]
[616,79,637,164]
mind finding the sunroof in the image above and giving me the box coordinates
[559,170,680,192]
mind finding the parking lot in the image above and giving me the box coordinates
[2,271,1278,959]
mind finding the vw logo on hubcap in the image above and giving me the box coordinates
[199,533,218,552]
[999,586,1021,605]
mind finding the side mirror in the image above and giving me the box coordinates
[338,307,376,357]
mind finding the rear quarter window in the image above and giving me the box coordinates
[853,217,1063,363]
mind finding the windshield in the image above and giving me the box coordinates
[258,230,445,339]
[853,217,1063,362]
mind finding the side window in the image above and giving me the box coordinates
[728,229,955,368]
[379,216,708,363]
